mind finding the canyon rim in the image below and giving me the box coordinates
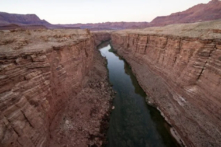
[0,0,221,147]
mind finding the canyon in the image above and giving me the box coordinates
[111,20,221,147]
[0,29,113,147]
[0,19,221,147]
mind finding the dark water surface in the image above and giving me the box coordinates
[99,44,180,147]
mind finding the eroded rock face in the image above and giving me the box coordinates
[49,44,114,147]
[0,29,112,147]
[111,20,221,147]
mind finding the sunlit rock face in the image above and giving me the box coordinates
[111,20,221,147]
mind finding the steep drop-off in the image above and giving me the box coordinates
[0,29,113,147]
[111,20,221,147]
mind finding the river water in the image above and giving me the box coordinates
[99,43,180,147]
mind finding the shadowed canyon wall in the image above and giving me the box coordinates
[92,31,112,46]
[0,29,113,147]
[110,20,221,147]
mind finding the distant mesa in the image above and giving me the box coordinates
[0,0,221,30]
[61,0,221,29]
[57,22,150,30]
[0,12,78,30]
[0,12,50,25]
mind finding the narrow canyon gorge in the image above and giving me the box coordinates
[0,19,221,147]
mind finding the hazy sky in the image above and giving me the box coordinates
[0,0,211,24]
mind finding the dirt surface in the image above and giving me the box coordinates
[0,29,90,58]
[49,45,115,147]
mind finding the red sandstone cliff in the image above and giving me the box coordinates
[110,20,221,147]
[150,0,221,26]
[0,29,113,147]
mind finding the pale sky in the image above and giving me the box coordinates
[0,0,211,24]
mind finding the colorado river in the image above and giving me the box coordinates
[99,43,180,147]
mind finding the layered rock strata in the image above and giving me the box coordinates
[0,29,113,147]
[111,20,221,147]
[49,44,114,147]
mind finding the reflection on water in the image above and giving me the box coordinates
[99,44,180,147]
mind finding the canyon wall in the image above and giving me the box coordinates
[92,31,112,46]
[111,20,221,147]
[0,29,112,147]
